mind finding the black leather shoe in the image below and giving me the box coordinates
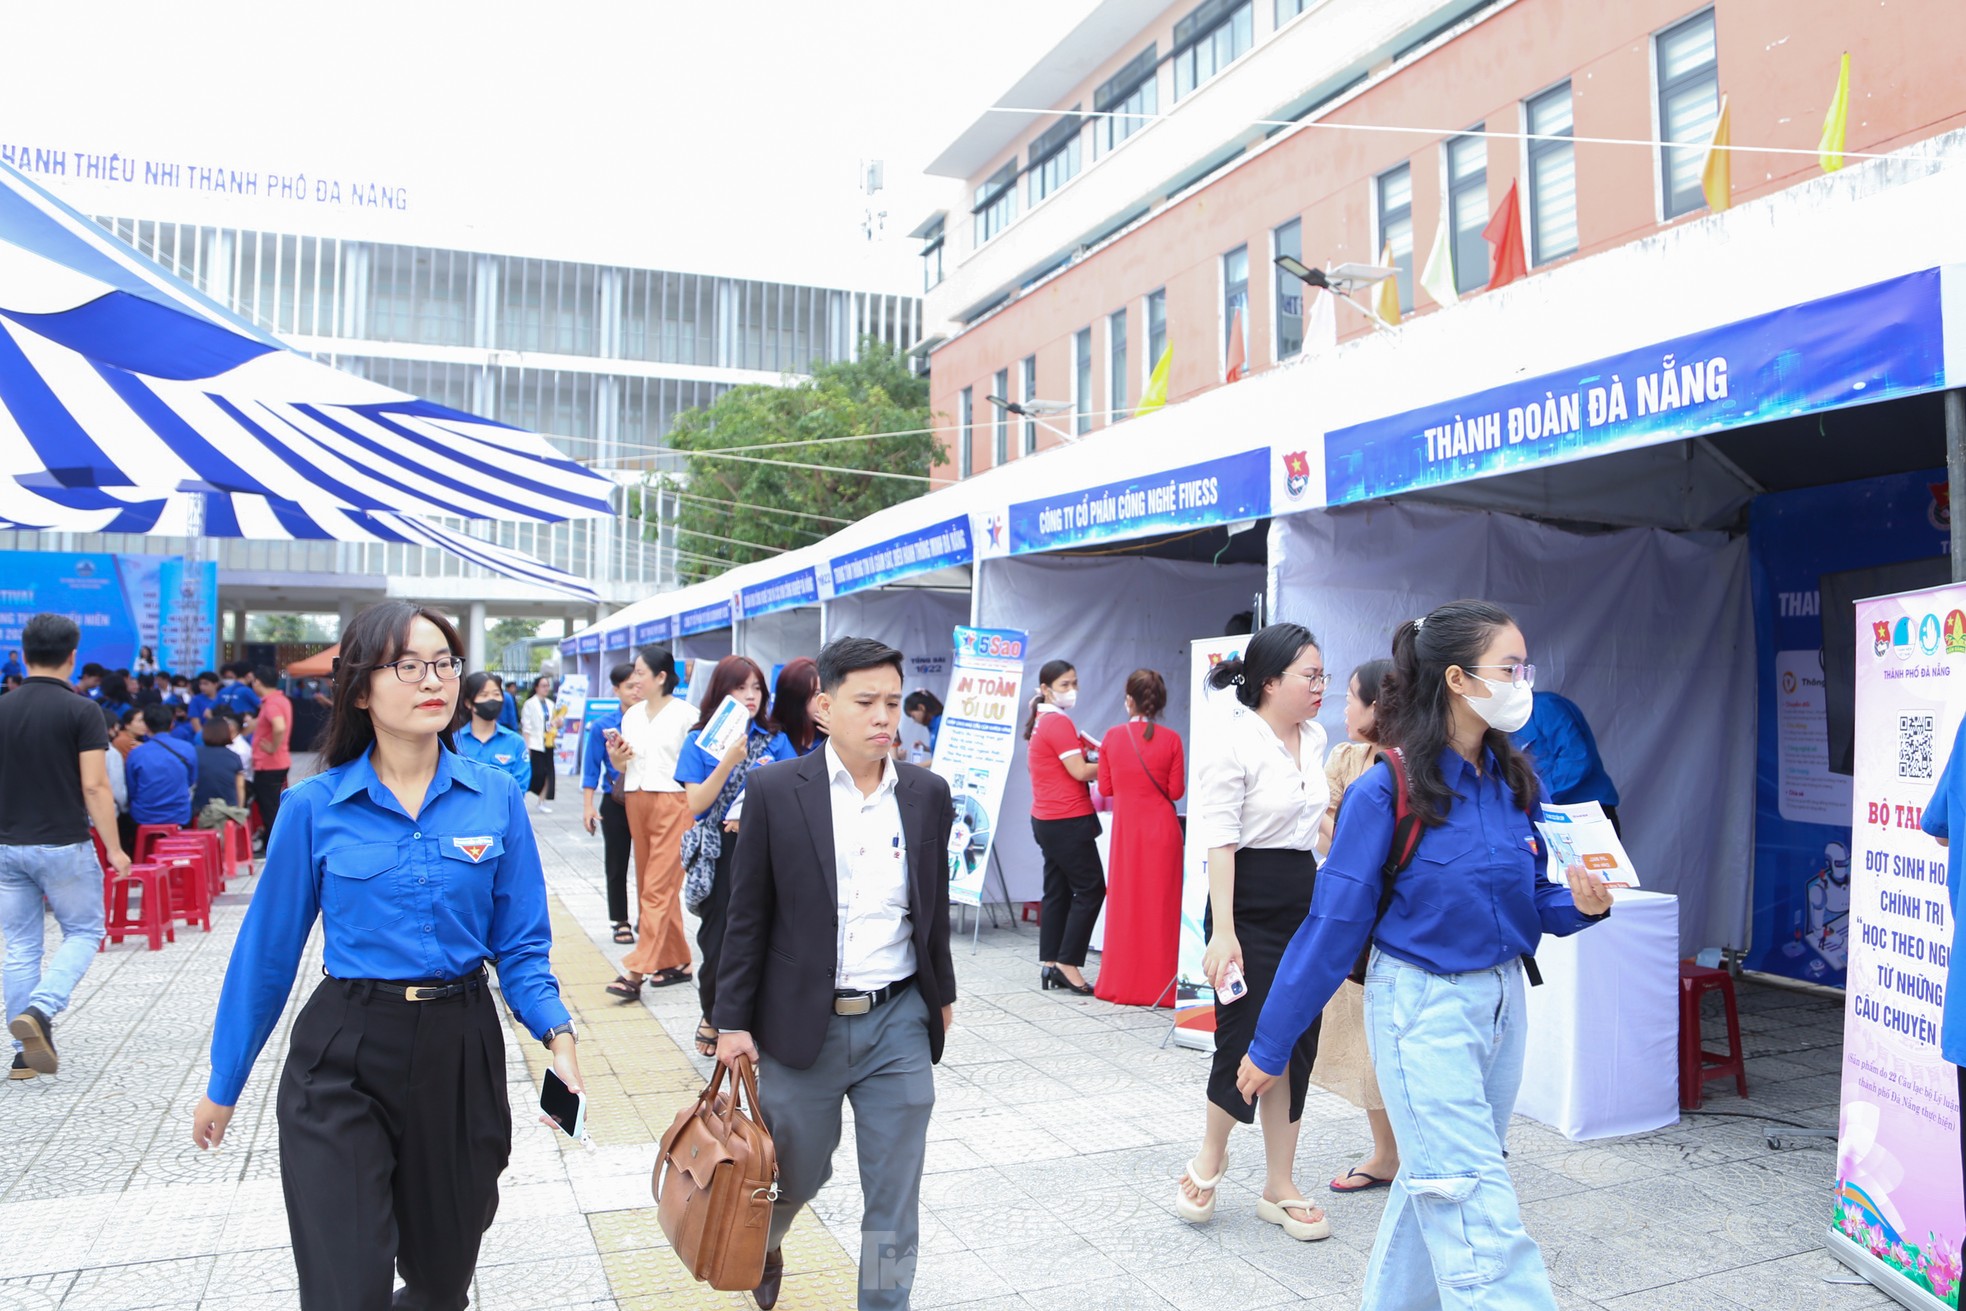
[1042,965,1094,996]
[754,1247,784,1309]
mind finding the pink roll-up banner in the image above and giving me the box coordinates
[1837,583,1966,1308]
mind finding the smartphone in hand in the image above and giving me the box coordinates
[540,1069,587,1139]
[1218,960,1249,1004]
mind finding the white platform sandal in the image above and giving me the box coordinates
[1257,1196,1333,1241]
[1176,1154,1229,1223]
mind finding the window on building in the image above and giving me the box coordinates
[1108,308,1129,420]
[1020,355,1038,453]
[1376,165,1414,312]
[1656,9,1719,218]
[920,218,945,292]
[1526,83,1578,264]
[959,387,974,477]
[1275,0,1311,22]
[1094,46,1159,157]
[1446,132,1489,294]
[993,368,1010,464]
[1172,0,1252,101]
[1074,328,1093,434]
[1272,218,1303,360]
[1222,245,1249,363]
[973,160,1017,247]
[1145,288,1168,384]
[1028,112,1083,205]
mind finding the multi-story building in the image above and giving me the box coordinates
[912,0,1966,481]
[0,207,921,639]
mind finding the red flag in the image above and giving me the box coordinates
[1225,308,1246,383]
[1482,180,1528,291]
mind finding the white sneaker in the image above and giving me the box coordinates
[540,803,554,813]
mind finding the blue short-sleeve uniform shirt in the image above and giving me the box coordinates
[454,723,532,787]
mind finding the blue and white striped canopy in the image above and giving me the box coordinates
[0,156,613,599]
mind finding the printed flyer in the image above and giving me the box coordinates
[932,627,1027,907]
[1834,583,1966,1308]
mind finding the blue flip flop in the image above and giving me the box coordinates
[1329,1169,1393,1193]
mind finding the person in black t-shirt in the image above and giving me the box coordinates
[0,614,131,1080]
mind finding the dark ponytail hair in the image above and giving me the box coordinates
[1374,599,1538,825]
[1351,657,1395,744]
[1204,622,1318,711]
[1125,668,1167,740]
[322,601,465,769]
[1023,659,1076,740]
[635,643,677,696]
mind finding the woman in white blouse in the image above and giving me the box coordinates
[520,675,557,811]
[1177,623,1333,1244]
[604,644,701,998]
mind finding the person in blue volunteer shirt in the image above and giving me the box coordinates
[190,600,580,1309]
[217,662,261,717]
[453,671,530,787]
[582,662,639,944]
[1236,600,1613,1310]
[187,672,220,725]
[499,681,520,732]
[1512,687,1623,834]
[127,705,196,826]
[0,650,23,681]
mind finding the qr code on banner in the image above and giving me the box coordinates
[1899,713,1936,781]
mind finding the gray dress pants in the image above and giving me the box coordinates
[758,983,936,1311]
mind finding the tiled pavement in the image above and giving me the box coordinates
[0,791,1898,1310]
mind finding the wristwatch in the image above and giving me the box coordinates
[541,1022,578,1048]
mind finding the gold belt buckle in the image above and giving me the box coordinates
[833,994,872,1017]
[405,985,446,1002]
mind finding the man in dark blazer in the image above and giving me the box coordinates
[715,636,957,1311]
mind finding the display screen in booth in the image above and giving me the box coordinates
[1007,447,1270,554]
[830,516,972,596]
[738,568,818,618]
[679,602,732,635]
[1324,270,1946,506]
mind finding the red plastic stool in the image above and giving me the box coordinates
[222,819,252,881]
[1678,962,1748,1109]
[149,843,214,932]
[104,863,176,951]
[161,829,226,894]
[132,823,183,863]
[1022,902,1041,924]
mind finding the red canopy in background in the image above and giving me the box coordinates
[285,644,338,678]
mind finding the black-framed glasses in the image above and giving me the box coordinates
[376,656,466,683]
[1467,662,1536,688]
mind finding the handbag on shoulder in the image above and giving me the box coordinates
[654,1054,779,1291]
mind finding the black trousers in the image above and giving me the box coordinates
[277,976,511,1311]
[1208,846,1319,1123]
[695,836,737,1023]
[528,750,556,800]
[251,768,289,832]
[1033,813,1105,968]
[600,792,632,924]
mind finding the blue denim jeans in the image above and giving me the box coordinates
[1361,948,1555,1310]
[0,841,105,1047]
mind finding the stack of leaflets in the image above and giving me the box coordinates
[1534,801,1640,887]
[696,694,752,760]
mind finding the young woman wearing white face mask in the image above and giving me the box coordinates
[1023,660,1104,994]
[1235,600,1613,1309]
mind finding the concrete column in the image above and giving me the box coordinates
[468,600,488,674]
[230,609,247,657]
[337,597,357,633]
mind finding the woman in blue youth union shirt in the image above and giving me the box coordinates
[190,601,582,1310]
[1235,600,1613,1310]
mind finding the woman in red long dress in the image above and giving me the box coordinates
[1094,669,1186,1006]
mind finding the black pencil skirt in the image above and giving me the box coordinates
[1207,845,1320,1124]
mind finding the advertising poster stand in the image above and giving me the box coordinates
[1171,636,1247,1051]
[934,627,1028,927]
[1835,582,1966,1309]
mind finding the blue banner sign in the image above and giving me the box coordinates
[679,601,732,635]
[560,639,576,656]
[830,516,972,596]
[576,632,601,655]
[1324,270,1946,505]
[604,628,631,649]
[739,568,818,618]
[0,549,216,675]
[632,617,671,645]
[1008,447,1270,554]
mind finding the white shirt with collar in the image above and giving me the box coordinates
[1191,707,1329,852]
[825,741,915,991]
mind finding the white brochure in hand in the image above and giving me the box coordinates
[697,694,751,761]
[1534,801,1640,887]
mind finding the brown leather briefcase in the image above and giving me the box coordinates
[654,1054,779,1291]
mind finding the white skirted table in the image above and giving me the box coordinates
[1515,888,1682,1140]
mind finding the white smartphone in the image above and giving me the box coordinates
[540,1069,587,1139]
[1218,960,1249,1003]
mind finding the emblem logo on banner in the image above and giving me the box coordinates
[1946,611,1966,655]
[1280,450,1311,500]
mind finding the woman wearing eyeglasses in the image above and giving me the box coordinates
[1177,622,1333,1245]
[190,601,581,1309]
[1235,600,1612,1309]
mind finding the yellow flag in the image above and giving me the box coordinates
[1701,93,1731,213]
[1373,241,1402,326]
[1135,343,1172,417]
[1819,52,1850,171]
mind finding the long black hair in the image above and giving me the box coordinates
[1375,599,1538,825]
[1022,658,1075,740]
[322,601,465,768]
[1351,657,1395,744]
[462,670,502,706]
[635,643,676,697]
[1204,622,1318,710]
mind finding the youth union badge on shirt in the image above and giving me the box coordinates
[494,752,515,765]
[453,836,496,863]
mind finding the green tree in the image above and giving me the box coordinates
[488,616,542,650]
[648,340,940,582]
[247,613,336,643]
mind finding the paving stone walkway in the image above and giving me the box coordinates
[0,794,1898,1309]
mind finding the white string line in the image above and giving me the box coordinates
[986,104,1941,165]
[664,490,848,530]
[667,524,793,555]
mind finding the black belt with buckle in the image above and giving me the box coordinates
[329,967,487,1002]
[833,976,912,1016]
